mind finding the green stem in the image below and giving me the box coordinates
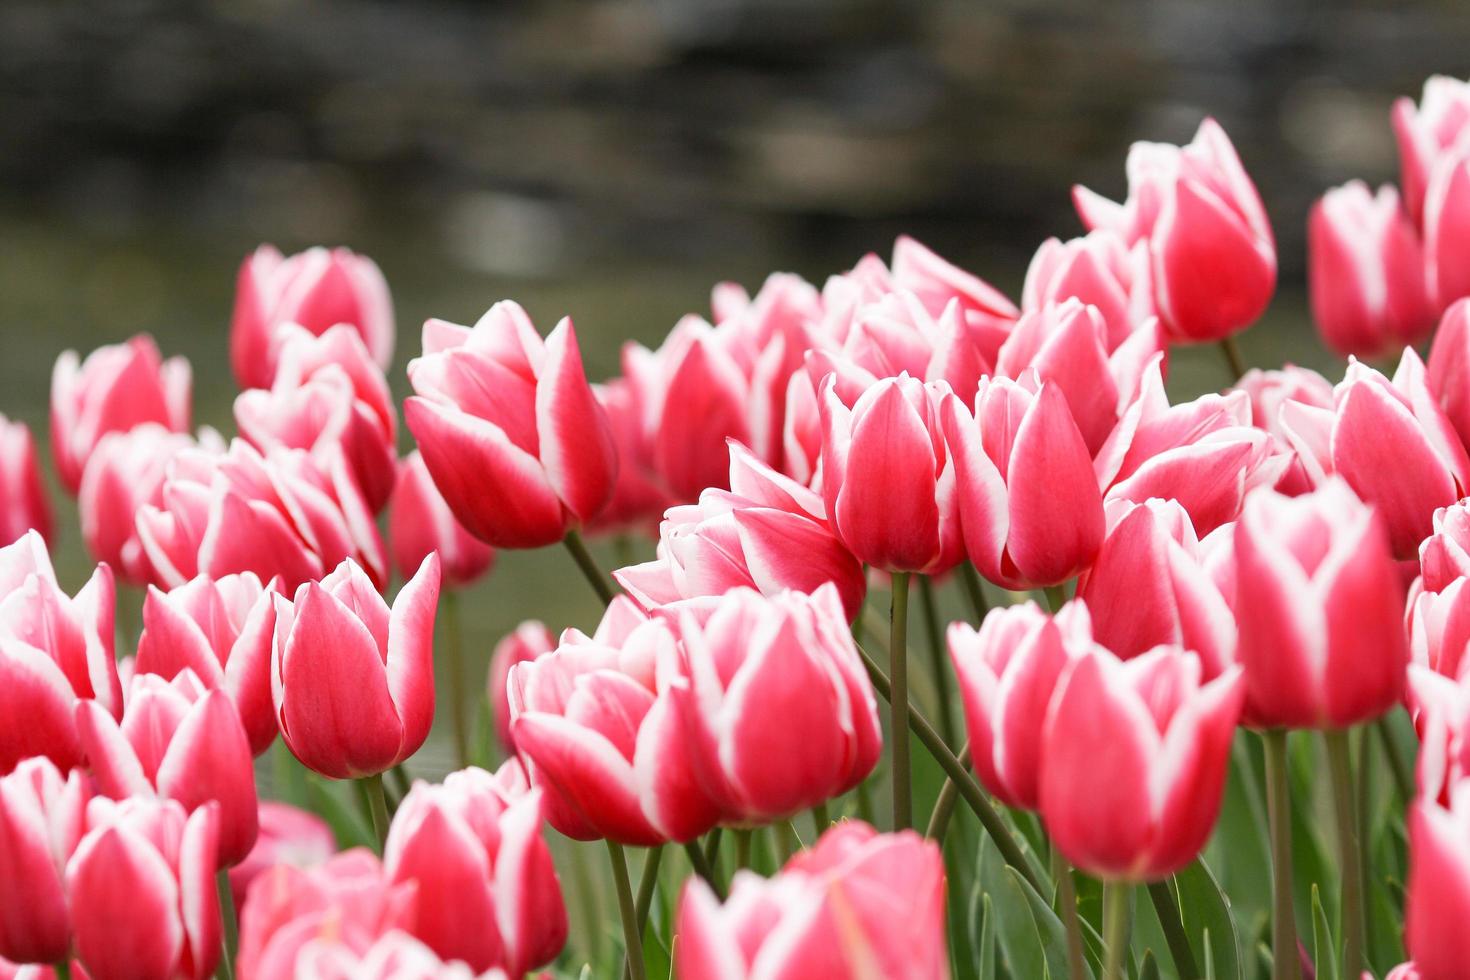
[1043,583,1068,613]
[1052,850,1087,980]
[623,846,664,980]
[918,576,958,749]
[684,839,724,900]
[1102,881,1132,980]
[734,829,753,871]
[215,869,237,980]
[812,800,831,837]
[1263,730,1302,980]
[924,742,970,842]
[606,840,646,980]
[564,529,616,606]
[1376,714,1413,802]
[1325,728,1364,978]
[360,773,391,851]
[890,572,912,830]
[1147,877,1201,980]
[1219,335,1247,383]
[443,590,469,769]
[959,562,990,622]
[388,763,411,805]
[776,821,801,862]
[856,775,875,824]
[55,960,72,980]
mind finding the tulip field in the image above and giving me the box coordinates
[12,73,1470,980]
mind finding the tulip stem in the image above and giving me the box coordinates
[564,529,616,606]
[1375,714,1413,801]
[1262,729,1302,980]
[918,576,958,749]
[1102,881,1131,980]
[1219,336,1247,382]
[1052,850,1088,980]
[606,840,646,980]
[623,845,664,980]
[215,869,237,980]
[856,640,1048,893]
[734,828,753,870]
[1325,728,1365,978]
[890,571,913,830]
[812,801,831,836]
[684,839,724,900]
[924,742,971,842]
[1147,877,1201,980]
[55,962,72,980]
[361,773,391,851]
[1042,583,1068,613]
[443,590,469,769]
[959,562,990,623]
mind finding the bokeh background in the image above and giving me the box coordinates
[3,0,1468,775]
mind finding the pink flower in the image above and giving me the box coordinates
[270,555,440,779]
[1021,230,1156,349]
[1309,181,1433,359]
[228,802,335,909]
[1231,478,1408,728]
[891,235,1018,364]
[405,303,619,549]
[1040,646,1244,880]
[1406,778,1470,980]
[50,334,191,494]
[584,376,672,536]
[1394,76,1470,227]
[1074,118,1276,342]
[669,585,881,824]
[0,531,119,775]
[1409,578,1470,682]
[940,373,1104,590]
[1427,299,1470,451]
[674,821,947,980]
[1232,366,1336,495]
[0,758,89,965]
[1420,499,1470,593]
[389,452,495,589]
[75,670,257,867]
[0,416,51,547]
[287,931,508,980]
[487,621,555,757]
[230,245,393,390]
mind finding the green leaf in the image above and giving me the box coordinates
[305,773,374,850]
[979,893,997,980]
[1310,884,1339,980]
[642,910,672,980]
[1003,865,1097,980]
[1139,949,1162,980]
[1174,859,1243,980]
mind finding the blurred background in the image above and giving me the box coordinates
[2,0,1467,768]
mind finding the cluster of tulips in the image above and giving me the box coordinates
[12,74,1470,980]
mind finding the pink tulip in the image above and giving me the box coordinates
[228,801,335,909]
[75,670,258,867]
[947,600,1093,809]
[67,797,221,980]
[488,621,555,756]
[0,531,119,775]
[1394,76,1470,227]
[1309,181,1433,359]
[1407,664,1470,807]
[50,334,191,494]
[1427,299,1470,450]
[1406,778,1470,980]
[1021,230,1156,349]
[270,555,439,779]
[288,931,507,980]
[1078,499,1237,679]
[674,821,947,980]
[1074,118,1276,342]
[584,376,672,536]
[0,758,89,965]
[891,234,1018,364]
[0,416,51,547]
[1409,578,1470,680]
[1232,366,1335,495]
[1383,964,1424,980]
[230,245,393,390]
[389,452,495,588]
[1231,478,1408,728]
[669,585,881,824]
[1420,499,1470,593]
[940,373,1104,589]
[135,572,278,755]
[405,303,619,549]
[384,769,566,975]
[819,374,961,574]
[507,602,720,845]
[1040,646,1244,880]
[1098,357,1287,535]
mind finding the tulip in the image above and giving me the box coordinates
[487,621,555,756]
[1394,76,1470,227]
[134,572,277,755]
[0,416,51,547]
[75,671,258,866]
[405,303,619,549]
[230,245,393,390]
[50,334,191,494]
[0,758,89,965]
[1427,299,1470,451]
[388,452,494,588]
[891,234,1018,365]
[0,531,119,775]
[1406,779,1470,980]
[819,374,961,575]
[67,797,221,980]
[1040,646,1244,880]
[228,801,335,909]
[1074,118,1276,343]
[947,601,1092,809]
[287,931,507,980]
[1232,366,1335,495]
[674,821,948,980]
[1420,498,1470,593]
[1409,579,1470,680]
[584,377,672,536]
[668,585,881,824]
[1021,229,1156,349]
[1407,664,1470,807]
[269,323,397,435]
[383,768,566,975]
[271,555,439,779]
[1309,181,1433,359]
[1231,478,1408,728]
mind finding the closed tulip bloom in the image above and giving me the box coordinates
[1406,778,1470,980]
[271,555,439,779]
[1022,230,1156,349]
[1074,118,1276,343]
[941,374,1104,589]
[891,234,1019,364]
[1232,366,1335,495]
[584,377,672,536]
[1420,499,1470,593]
[228,802,335,909]
[675,821,948,980]
[405,303,619,549]
[1309,181,1434,359]
[0,758,89,965]
[1409,579,1470,680]
[819,374,961,574]
[50,334,191,494]
[1232,479,1408,728]
[1394,76,1470,227]
[0,416,51,547]
[487,621,555,756]
[230,245,393,390]
[67,797,221,980]
[947,600,1093,809]
[289,931,508,980]
[0,531,120,775]
[389,452,495,588]
[1041,647,1243,881]
[135,573,278,755]
[384,769,567,975]
[1427,300,1470,451]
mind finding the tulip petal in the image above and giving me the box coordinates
[385,554,440,767]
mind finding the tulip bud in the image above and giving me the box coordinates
[1410,578,1470,681]
[271,555,440,779]
[0,416,51,548]
[0,758,89,965]
[584,377,672,536]
[487,621,555,756]
[891,235,1019,365]
[1426,300,1470,450]
[1021,229,1156,349]
[1394,76,1470,227]
[228,801,335,909]
[1232,366,1335,495]
[289,931,505,980]
[1421,499,1470,593]
[389,452,495,588]
[1406,778,1470,980]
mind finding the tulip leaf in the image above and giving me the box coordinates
[642,911,672,980]
[1139,949,1162,980]
[977,834,1048,980]
[978,892,997,980]
[1173,858,1243,980]
[1310,884,1339,980]
[1003,865,1097,980]
[304,772,375,851]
